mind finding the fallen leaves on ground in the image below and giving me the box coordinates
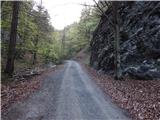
[1,65,63,115]
[83,64,160,120]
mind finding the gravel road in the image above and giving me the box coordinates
[2,60,130,120]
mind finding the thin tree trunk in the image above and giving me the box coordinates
[61,28,66,57]
[32,1,42,65]
[32,51,37,65]
[1,1,4,7]
[113,2,121,80]
[5,1,20,75]
[32,35,38,65]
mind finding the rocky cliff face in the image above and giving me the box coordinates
[90,1,160,80]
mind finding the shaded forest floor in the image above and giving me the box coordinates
[1,65,63,115]
[83,64,160,120]
[75,49,160,120]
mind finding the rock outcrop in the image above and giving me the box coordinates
[90,1,160,80]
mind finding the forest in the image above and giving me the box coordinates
[1,1,99,76]
[1,1,160,120]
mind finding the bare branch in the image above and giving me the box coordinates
[104,1,110,7]
[93,0,114,26]
[99,1,107,8]
[78,3,95,7]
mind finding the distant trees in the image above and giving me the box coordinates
[5,1,20,74]
[64,6,100,57]
[61,28,66,57]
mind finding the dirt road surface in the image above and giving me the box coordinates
[2,60,130,120]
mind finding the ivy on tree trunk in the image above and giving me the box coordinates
[113,1,121,80]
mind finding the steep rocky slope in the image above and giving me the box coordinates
[90,1,160,80]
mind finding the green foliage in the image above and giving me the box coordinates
[38,32,62,63]
[64,6,100,57]
[1,2,12,30]
[1,1,63,70]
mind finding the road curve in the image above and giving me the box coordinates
[2,60,130,120]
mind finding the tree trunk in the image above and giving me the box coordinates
[61,28,66,57]
[32,51,37,65]
[5,1,20,75]
[1,1,4,7]
[113,2,121,80]
[32,35,38,65]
